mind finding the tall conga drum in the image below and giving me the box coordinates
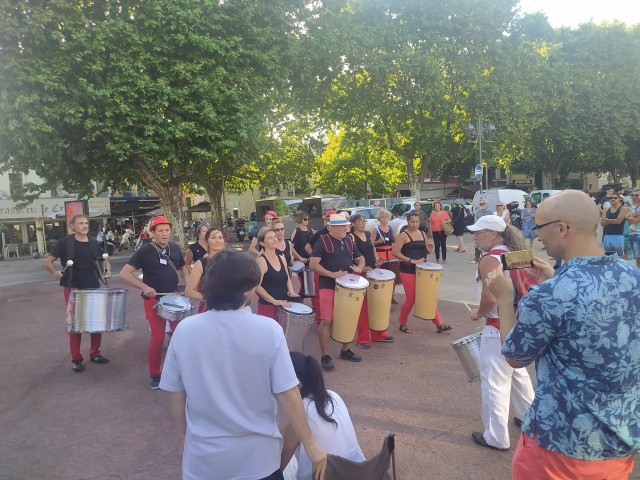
[365,268,395,331]
[414,262,443,320]
[332,274,369,343]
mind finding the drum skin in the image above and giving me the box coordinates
[414,262,443,320]
[366,269,395,331]
[156,295,195,322]
[68,288,128,333]
[332,274,368,343]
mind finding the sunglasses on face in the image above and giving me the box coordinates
[302,217,309,220]
[273,228,285,232]
[632,194,640,198]
[532,220,567,232]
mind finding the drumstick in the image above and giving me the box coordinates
[462,301,473,312]
[155,292,184,296]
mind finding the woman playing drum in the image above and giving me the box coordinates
[185,227,226,313]
[273,218,305,266]
[248,210,277,256]
[256,228,298,321]
[374,207,399,304]
[184,222,209,274]
[350,214,394,348]
[290,211,314,265]
[392,212,452,333]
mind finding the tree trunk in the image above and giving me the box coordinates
[203,180,225,228]
[133,158,187,248]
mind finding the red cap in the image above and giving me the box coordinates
[149,215,173,231]
[264,210,277,218]
[324,209,336,219]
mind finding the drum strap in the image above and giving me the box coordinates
[151,242,180,276]
[319,234,353,255]
[64,235,108,288]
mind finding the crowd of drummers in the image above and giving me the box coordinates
[44,189,640,479]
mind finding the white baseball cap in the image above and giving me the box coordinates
[467,215,507,232]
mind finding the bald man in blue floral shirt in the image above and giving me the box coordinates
[486,190,640,479]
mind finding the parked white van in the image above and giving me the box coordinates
[472,189,533,213]
[530,189,562,205]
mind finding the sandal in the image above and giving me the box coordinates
[437,324,453,333]
[399,324,414,334]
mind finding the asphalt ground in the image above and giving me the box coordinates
[1,235,637,480]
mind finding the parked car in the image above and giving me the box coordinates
[472,189,533,214]
[436,198,475,226]
[337,206,382,230]
[529,190,562,205]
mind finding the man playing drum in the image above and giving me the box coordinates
[309,214,366,372]
[119,216,186,389]
[44,214,112,372]
[466,215,535,451]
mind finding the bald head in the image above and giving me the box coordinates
[538,190,600,234]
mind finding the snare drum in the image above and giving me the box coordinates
[451,334,482,382]
[155,295,195,323]
[278,303,317,354]
[68,288,128,333]
[365,269,395,331]
[332,274,369,343]
[414,262,443,320]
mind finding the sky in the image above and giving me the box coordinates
[518,0,640,28]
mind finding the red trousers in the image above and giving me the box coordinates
[143,297,179,378]
[257,303,279,321]
[397,272,442,327]
[310,273,320,315]
[355,297,391,344]
[64,288,101,362]
[512,433,634,480]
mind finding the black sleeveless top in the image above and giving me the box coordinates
[351,231,376,268]
[276,239,293,265]
[258,254,289,305]
[292,227,313,259]
[399,230,428,274]
[604,207,625,236]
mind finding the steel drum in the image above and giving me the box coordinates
[415,262,443,320]
[278,303,317,353]
[451,334,482,382]
[156,295,195,322]
[290,261,316,297]
[68,288,128,333]
[332,274,369,343]
[366,268,395,331]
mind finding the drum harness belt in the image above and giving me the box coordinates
[65,234,109,289]
[374,226,394,260]
[319,234,353,258]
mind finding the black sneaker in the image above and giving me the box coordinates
[321,355,335,372]
[339,349,362,362]
[149,376,161,389]
[72,360,84,373]
[90,355,110,364]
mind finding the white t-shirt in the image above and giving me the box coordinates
[160,308,299,480]
[296,391,365,480]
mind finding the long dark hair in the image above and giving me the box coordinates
[290,352,337,426]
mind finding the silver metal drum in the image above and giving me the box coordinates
[156,295,195,322]
[290,261,315,297]
[451,333,482,383]
[68,288,128,333]
[278,303,317,354]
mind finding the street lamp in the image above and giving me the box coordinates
[465,119,495,194]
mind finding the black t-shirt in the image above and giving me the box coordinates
[351,231,376,268]
[127,242,185,293]
[188,242,207,263]
[311,234,361,289]
[399,230,429,274]
[292,228,314,259]
[308,226,329,249]
[51,235,104,289]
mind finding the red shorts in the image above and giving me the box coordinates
[317,288,335,324]
[512,432,635,480]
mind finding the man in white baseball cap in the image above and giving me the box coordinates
[309,214,366,371]
[466,215,535,451]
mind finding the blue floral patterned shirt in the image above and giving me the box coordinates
[502,254,640,460]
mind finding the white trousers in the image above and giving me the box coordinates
[479,325,534,449]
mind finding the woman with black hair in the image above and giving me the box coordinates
[160,251,327,480]
[281,352,364,480]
